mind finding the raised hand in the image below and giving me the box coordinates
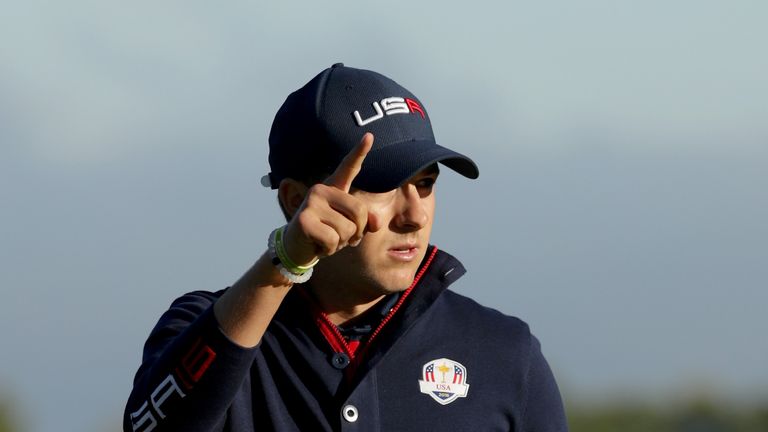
[282,133,377,267]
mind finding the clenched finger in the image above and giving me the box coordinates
[323,189,369,243]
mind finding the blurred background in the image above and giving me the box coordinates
[1,1,766,431]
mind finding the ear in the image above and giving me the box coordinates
[278,179,309,219]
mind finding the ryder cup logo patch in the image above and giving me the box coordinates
[418,358,470,405]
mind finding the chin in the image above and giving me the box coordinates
[372,269,420,294]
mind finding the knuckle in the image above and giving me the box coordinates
[305,192,329,210]
[296,210,313,228]
[323,231,341,255]
[307,184,328,198]
[303,194,317,208]
[305,186,319,200]
[342,220,357,240]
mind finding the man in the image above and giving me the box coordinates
[124,63,568,431]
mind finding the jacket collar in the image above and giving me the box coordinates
[277,246,467,387]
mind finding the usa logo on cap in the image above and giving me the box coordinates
[418,358,470,405]
[352,96,426,126]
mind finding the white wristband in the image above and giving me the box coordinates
[268,226,314,284]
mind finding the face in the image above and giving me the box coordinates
[314,165,439,298]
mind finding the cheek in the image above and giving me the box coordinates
[426,198,436,221]
[356,232,388,260]
[338,235,385,267]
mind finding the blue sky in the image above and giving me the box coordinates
[1,1,766,430]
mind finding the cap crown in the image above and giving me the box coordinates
[268,64,434,187]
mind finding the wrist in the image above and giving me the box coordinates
[268,226,319,284]
[281,223,320,267]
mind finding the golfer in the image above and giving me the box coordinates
[124,63,568,431]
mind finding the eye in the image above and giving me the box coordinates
[415,177,436,190]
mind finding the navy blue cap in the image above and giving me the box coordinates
[263,63,479,193]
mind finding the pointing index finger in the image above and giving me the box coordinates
[325,133,374,192]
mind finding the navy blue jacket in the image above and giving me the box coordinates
[125,247,568,431]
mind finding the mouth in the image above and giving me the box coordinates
[387,244,420,262]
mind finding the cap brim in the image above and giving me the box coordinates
[351,140,479,193]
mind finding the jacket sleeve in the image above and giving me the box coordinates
[520,335,569,432]
[123,290,259,432]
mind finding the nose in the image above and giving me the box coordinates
[391,184,429,232]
